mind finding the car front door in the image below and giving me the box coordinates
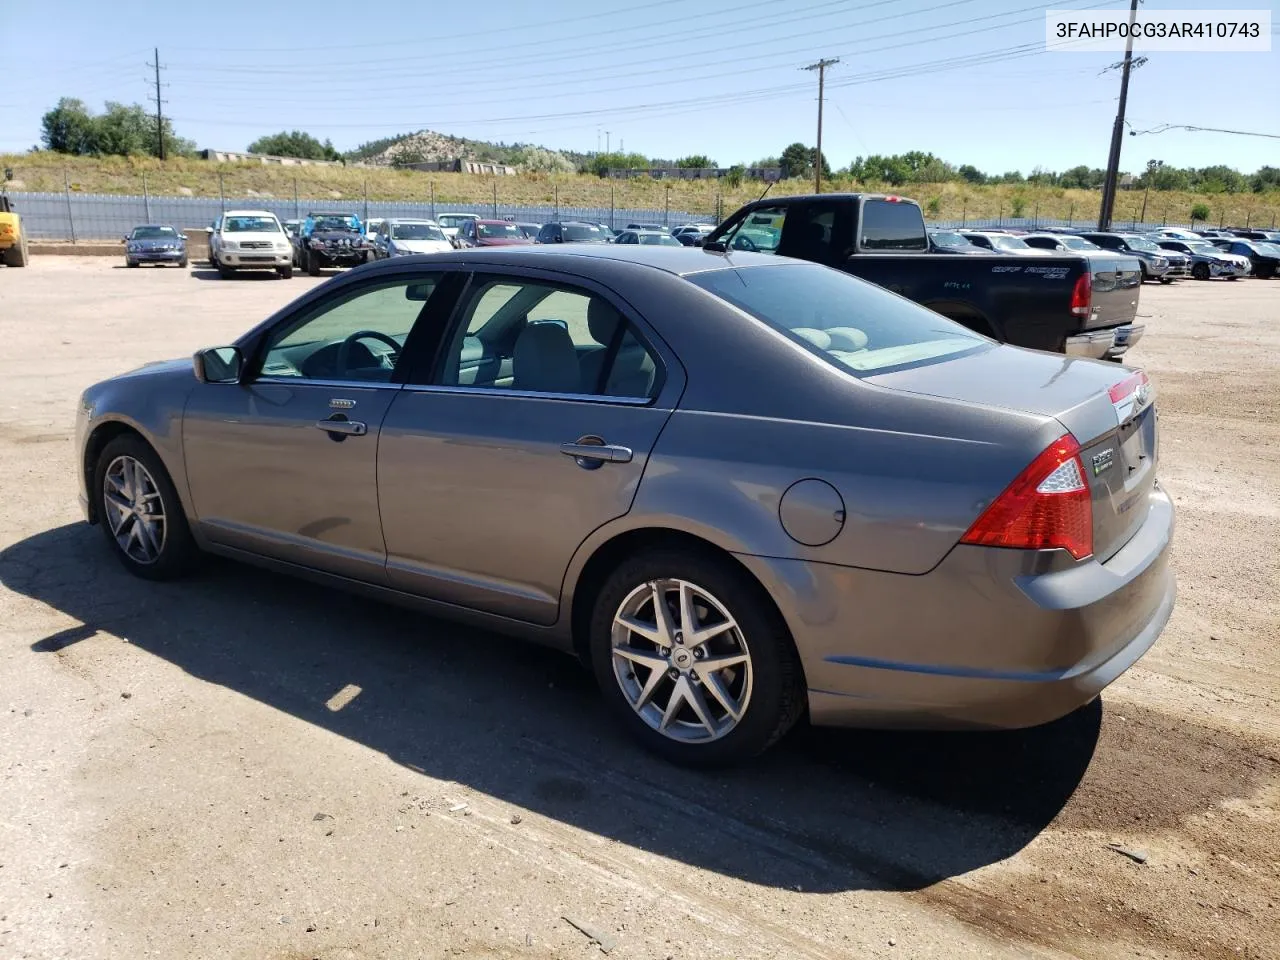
[182,270,452,582]
[376,269,684,624]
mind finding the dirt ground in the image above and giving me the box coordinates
[0,258,1276,960]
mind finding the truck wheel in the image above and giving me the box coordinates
[306,249,321,276]
[1191,263,1210,281]
[218,263,236,279]
[1159,276,1174,284]
[4,233,30,267]
[278,265,293,279]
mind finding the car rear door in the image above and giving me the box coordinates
[376,267,684,625]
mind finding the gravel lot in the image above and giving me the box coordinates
[1,258,1276,960]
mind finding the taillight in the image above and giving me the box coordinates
[961,434,1093,560]
[1069,270,1092,317]
[1107,370,1149,404]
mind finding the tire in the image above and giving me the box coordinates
[306,249,321,276]
[92,434,199,580]
[218,264,235,279]
[178,255,189,269]
[1139,265,1150,282]
[126,258,138,268]
[4,233,30,267]
[588,547,806,766]
[1191,263,1211,281]
[278,265,293,279]
[1159,276,1174,284]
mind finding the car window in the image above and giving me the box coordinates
[435,277,660,398]
[689,263,987,376]
[225,216,281,233]
[859,199,927,251]
[258,276,441,382]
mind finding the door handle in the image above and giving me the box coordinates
[560,440,633,466]
[315,418,367,436]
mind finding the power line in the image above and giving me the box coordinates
[1130,124,1280,140]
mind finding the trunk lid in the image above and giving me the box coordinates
[867,346,1157,561]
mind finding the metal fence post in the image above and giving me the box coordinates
[492,180,498,219]
[363,179,369,221]
[219,173,226,213]
[1033,202,1039,228]
[609,183,615,229]
[554,183,559,220]
[430,181,435,220]
[64,169,77,243]
[294,177,299,218]
[664,185,670,227]
[962,200,967,226]
[1067,202,1073,226]
[143,173,150,222]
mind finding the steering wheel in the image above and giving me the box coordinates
[336,330,402,377]
[732,234,759,252]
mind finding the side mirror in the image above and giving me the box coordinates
[193,346,243,384]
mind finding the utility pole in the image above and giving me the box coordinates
[802,57,839,194]
[1098,0,1140,230]
[146,47,167,160]
[605,131,610,154]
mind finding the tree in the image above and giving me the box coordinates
[589,151,651,176]
[675,154,716,169]
[957,164,986,185]
[248,130,341,161]
[41,99,98,155]
[725,164,746,188]
[1190,202,1211,223]
[780,142,813,180]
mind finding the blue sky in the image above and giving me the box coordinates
[2,0,1276,174]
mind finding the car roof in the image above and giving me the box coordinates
[131,223,178,229]
[385,217,438,223]
[223,209,279,217]
[353,242,784,276]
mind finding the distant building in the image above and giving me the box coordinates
[607,166,785,182]
[393,159,518,176]
[200,149,354,167]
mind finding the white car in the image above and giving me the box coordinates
[365,218,386,244]
[435,212,480,242]
[374,219,453,258]
[209,210,293,279]
[961,231,1056,256]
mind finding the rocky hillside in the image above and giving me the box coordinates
[347,130,586,173]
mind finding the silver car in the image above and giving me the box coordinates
[75,247,1175,765]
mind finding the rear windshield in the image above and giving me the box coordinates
[564,224,604,241]
[689,263,987,375]
[391,222,446,241]
[860,199,927,251]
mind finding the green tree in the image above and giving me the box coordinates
[40,98,98,154]
[675,154,716,169]
[248,130,341,161]
[780,142,814,179]
[957,164,986,185]
[725,164,745,188]
[589,151,651,176]
[1190,202,1211,223]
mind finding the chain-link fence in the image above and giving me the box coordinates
[11,191,720,242]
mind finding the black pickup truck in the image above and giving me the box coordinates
[704,194,1143,359]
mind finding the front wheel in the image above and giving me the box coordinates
[589,548,806,766]
[92,434,199,580]
[1191,263,1210,281]
[1159,276,1174,284]
[306,249,321,276]
[126,258,139,268]
[218,264,235,279]
[278,265,293,279]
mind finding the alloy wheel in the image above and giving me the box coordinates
[102,455,167,564]
[610,578,753,743]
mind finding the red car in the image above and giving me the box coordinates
[454,219,534,248]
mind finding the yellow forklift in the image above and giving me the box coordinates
[0,168,30,267]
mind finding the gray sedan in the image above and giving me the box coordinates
[75,246,1175,765]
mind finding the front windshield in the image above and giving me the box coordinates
[993,236,1031,250]
[131,226,177,239]
[477,222,521,239]
[1060,236,1099,251]
[1124,236,1160,252]
[312,216,358,233]
[689,263,986,376]
[391,222,446,241]
[931,232,967,247]
[226,216,281,233]
[564,224,604,241]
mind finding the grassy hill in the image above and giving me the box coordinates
[4,152,1278,227]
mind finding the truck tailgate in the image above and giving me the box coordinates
[1082,255,1142,331]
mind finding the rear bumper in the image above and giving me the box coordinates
[737,485,1175,731]
[1105,322,1144,359]
[1065,328,1116,359]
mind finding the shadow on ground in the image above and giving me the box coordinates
[188,268,293,282]
[3,523,1103,893]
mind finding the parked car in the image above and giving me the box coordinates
[295,212,374,276]
[210,210,293,279]
[534,221,612,244]
[1155,238,1249,280]
[75,245,1174,765]
[960,232,1056,256]
[123,224,188,268]
[365,218,386,245]
[282,219,302,239]
[513,222,542,240]
[0,193,29,267]
[704,194,1143,360]
[927,230,988,255]
[1210,239,1280,278]
[454,219,535,247]
[435,213,481,243]
[1078,232,1185,283]
[625,223,667,233]
[373,219,453,258]
[1194,229,1233,240]
[672,224,715,246]
[615,230,682,246]
[1229,229,1280,243]
[1149,228,1203,241]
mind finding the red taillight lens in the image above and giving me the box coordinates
[1107,370,1149,404]
[961,434,1093,560]
[1069,270,1092,317]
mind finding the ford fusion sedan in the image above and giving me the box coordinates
[75,246,1174,765]
[123,224,188,268]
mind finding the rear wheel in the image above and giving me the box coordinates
[1159,276,1174,284]
[1191,263,1211,281]
[92,434,199,580]
[589,548,806,766]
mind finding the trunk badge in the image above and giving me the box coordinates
[1092,449,1115,476]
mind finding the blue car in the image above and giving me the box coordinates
[124,224,187,268]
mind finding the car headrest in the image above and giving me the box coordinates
[587,298,623,346]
